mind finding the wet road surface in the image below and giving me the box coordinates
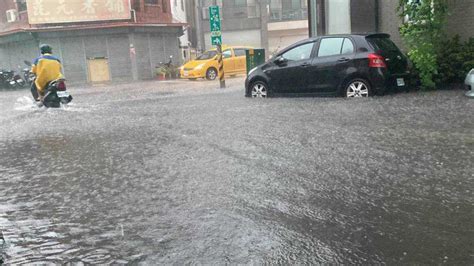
[0,78,473,264]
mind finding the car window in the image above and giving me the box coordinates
[234,49,247,57]
[367,37,399,52]
[281,42,314,61]
[341,38,354,54]
[223,50,232,58]
[196,51,217,60]
[318,38,344,57]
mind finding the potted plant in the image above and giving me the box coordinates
[155,66,168,81]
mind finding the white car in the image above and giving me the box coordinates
[465,69,474,97]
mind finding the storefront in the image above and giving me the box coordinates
[0,26,182,83]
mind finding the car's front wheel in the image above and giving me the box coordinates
[250,81,268,98]
[206,68,218,80]
[344,79,371,98]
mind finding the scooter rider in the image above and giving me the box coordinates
[31,44,63,101]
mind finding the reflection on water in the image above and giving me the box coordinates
[1,87,473,264]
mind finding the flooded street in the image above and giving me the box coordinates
[0,78,473,264]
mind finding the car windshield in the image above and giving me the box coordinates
[367,37,400,52]
[196,51,217,60]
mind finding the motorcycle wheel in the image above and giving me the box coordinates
[43,93,61,108]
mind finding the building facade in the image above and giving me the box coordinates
[309,0,474,49]
[188,0,473,57]
[267,0,309,56]
[0,0,184,83]
[171,0,192,61]
[187,0,310,56]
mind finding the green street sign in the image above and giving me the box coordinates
[209,6,222,45]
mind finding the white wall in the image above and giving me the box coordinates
[268,28,308,57]
[171,0,189,61]
[204,30,262,50]
[326,0,351,34]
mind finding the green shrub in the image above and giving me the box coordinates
[398,0,449,88]
[436,36,474,84]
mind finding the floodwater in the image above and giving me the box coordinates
[1,80,473,264]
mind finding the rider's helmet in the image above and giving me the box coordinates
[40,44,53,55]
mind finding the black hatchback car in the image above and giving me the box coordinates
[245,33,412,98]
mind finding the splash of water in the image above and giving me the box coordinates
[14,96,39,111]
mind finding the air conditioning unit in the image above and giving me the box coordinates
[6,9,18,23]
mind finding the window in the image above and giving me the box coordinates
[145,0,158,4]
[234,49,247,57]
[318,38,344,57]
[223,50,232,59]
[281,42,314,61]
[162,0,168,12]
[341,39,354,54]
[367,37,400,52]
[17,0,27,12]
[133,0,141,10]
[196,51,218,60]
[234,0,247,6]
[291,0,300,9]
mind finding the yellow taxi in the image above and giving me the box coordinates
[180,46,252,80]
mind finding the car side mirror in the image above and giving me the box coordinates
[274,56,287,65]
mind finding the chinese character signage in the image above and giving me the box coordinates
[27,0,131,24]
[209,6,221,46]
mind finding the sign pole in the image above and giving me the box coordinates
[209,5,225,88]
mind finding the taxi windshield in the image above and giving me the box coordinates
[196,51,217,60]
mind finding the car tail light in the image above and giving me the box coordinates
[368,53,387,68]
[57,81,66,91]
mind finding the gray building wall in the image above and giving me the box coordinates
[446,0,474,41]
[378,0,404,49]
[0,27,182,84]
[377,0,474,50]
[350,0,377,34]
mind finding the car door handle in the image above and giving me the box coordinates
[338,57,350,62]
[301,63,311,68]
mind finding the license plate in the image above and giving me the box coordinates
[397,78,405,87]
[183,71,188,76]
[57,91,69,97]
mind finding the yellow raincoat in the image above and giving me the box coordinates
[31,53,63,95]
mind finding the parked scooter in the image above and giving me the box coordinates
[158,55,179,79]
[22,61,35,86]
[0,69,25,88]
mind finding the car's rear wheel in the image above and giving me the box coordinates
[206,68,217,80]
[344,79,371,98]
[250,81,268,98]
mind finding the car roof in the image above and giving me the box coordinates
[276,33,391,55]
[304,33,390,41]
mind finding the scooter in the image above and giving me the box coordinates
[158,55,178,79]
[31,78,73,108]
[22,61,35,86]
[0,69,25,88]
